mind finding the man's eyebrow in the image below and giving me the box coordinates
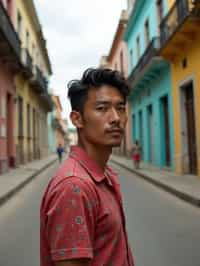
[95,101,110,105]
[95,100,126,105]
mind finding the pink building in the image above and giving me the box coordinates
[105,10,132,156]
[52,96,68,149]
[0,0,21,173]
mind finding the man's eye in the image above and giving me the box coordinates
[117,106,126,112]
[96,106,107,111]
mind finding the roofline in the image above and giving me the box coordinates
[107,10,128,62]
[123,0,143,41]
[23,0,53,74]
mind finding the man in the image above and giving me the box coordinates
[56,144,64,163]
[40,68,134,266]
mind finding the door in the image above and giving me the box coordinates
[161,96,171,166]
[139,111,143,159]
[6,93,11,166]
[184,84,197,174]
[18,96,24,164]
[148,105,154,162]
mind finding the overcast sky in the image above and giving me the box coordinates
[34,0,127,127]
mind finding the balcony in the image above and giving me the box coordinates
[0,1,21,67]
[128,37,165,91]
[21,48,33,78]
[30,65,48,94]
[160,0,200,58]
[40,93,54,112]
[52,117,66,135]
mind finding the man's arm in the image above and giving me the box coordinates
[55,258,91,266]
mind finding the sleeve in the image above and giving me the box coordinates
[46,178,97,262]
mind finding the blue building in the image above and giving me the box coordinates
[124,0,174,169]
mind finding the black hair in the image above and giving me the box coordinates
[67,68,130,113]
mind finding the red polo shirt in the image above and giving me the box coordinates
[40,146,134,266]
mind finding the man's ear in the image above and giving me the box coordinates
[70,111,84,129]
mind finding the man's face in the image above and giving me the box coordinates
[79,85,127,148]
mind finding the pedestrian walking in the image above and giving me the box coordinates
[56,144,64,163]
[131,140,142,169]
[40,68,135,266]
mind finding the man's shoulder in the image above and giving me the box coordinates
[48,156,94,193]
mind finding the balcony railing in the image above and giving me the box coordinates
[31,65,48,93]
[129,37,160,84]
[21,48,33,76]
[0,1,21,60]
[36,66,47,91]
[160,0,199,46]
[41,93,54,112]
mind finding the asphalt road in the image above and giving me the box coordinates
[0,160,200,266]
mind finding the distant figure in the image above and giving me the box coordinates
[131,140,142,169]
[56,144,64,163]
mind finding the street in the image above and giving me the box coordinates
[0,161,200,266]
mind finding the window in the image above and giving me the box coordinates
[33,108,36,140]
[136,36,140,60]
[26,30,30,50]
[17,10,22,39]
[157,0,164,30]
[27,104,30,138]
[145,19,150,47]
[130,49,133,68]
[18,96,23,137]
[32,43,35,59]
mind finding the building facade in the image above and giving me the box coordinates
[105,10,132,156]
[52,96,68,149]
[159,0,200,175]
[0,0,21,173]
[48,108,57,154]
[124,0,175,169]
[127,0,136,16]
[13,0,53,165]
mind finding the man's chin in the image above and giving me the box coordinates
[108,141,122,148]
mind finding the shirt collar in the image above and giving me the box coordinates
[69,145,109,183]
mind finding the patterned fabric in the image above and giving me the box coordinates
[40,146,134,266]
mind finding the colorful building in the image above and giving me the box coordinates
[13,0,53,165]
[47,108,57,154]
[52,96,68,150]
[124,0,175,169]
[105,10,132,156]
[0,0,21,173]
[159,0,200,175]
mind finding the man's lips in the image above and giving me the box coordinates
[106,128,124,134]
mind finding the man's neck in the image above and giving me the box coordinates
[78,140,111,170]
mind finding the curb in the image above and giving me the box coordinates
[111,159,200,208]
[0,158,58,207]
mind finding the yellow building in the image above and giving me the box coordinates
[160,0,200,176]
[12,0,53,164]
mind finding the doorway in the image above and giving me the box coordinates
[6,93,12,166]
[147,105,154,163]
[180,81,197,175]
[18,96,24,164]
[160,96,171,167]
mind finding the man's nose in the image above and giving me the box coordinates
[109,108,120,123]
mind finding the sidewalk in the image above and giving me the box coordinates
[0,154,57,206]
[111,155,200,207]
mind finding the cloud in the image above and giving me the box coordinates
[34,0,127,125]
